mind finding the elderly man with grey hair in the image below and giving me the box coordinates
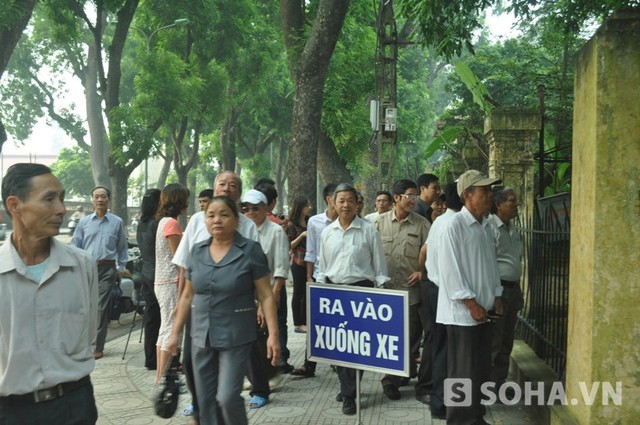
[317,183,389,416]
[487,187,523,393]
[436,170,503,425]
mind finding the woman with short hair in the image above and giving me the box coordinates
[168,196,280,425]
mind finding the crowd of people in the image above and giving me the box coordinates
[0,163,523,425]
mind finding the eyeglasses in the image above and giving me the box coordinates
[241,205,260,212]
[400,194,419,201]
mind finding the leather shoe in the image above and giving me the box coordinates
[415,394,430,405]
[342,397,356,415]
[430,406,446,420]
[290,366,315,378]
[93,351,103,360]
[383,384,401,400]
[277,361,294,374]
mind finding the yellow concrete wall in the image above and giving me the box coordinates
[568,9,640,425]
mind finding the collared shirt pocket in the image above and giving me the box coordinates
[403,235,420,260]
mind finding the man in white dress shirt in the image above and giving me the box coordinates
[364,190,393,222]
[415,183,462,419]
[317,183,389,416]
[436,170,503,425]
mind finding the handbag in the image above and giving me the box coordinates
[154,357,180,418]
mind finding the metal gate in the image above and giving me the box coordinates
[516,193,570,380]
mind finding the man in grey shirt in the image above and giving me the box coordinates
[488,187,523,390]
[71,186,129,359]
[0,163,99,424]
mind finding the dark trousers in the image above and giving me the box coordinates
[414,279,431,360]
[446,323,493,425]
[337,367,364,399]
[300,275,317,373]
[140,274,160,370]
[420,282,448,412]
[246,329,271,399]
[381,303,419,387]
[183,317,199,420]
[277,288,290,361]
[332,279,374,400]
[0,382,97,425]
[415,279,436,395]
[490,283,523,384]
[95,264,117,353]
[290,263,307,326]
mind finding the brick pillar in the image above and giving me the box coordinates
[484,107,539,223]
[564,9,640,425]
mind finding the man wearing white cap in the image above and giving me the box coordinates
[242,188,291,409]
[436,169,503,425]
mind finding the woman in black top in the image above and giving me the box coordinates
[136,189,161,370]
[285,196,312,333]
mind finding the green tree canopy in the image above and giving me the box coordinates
[50,146,94,199]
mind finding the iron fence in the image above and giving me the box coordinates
[516,193,570,380]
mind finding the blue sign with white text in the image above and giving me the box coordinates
[307,283,409,376]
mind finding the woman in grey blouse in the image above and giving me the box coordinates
[168,196,280,425]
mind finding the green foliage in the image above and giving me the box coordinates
[216,1,293,176]
[399,0,639,58]
[544,162,571,195]
[397,0,493,58]
[425,125,465,159]
[322,1,376,171]
[107,105,156,165]
[50,146,94,198]
[0,1,29,28]
[453,60,493,114]
[433,156,456,183]
[392,44,453,180]
[507,0,639,35]
[1,10,86,143]
[430,26,582,192]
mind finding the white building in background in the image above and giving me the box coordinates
[0,153,58,189]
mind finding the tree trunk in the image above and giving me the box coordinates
[361,139,379,215]
[0,0,36,81]
[157,139,173,189]
[0,121,6,149]
[110,168,130,225]
[274,136,288,213]
[282,0,350,206]
[220,110,237,171]
[85,41,110,187]
[0,0,37,150]
[318,130,352,185]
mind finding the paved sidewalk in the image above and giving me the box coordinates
[93,287,539,425]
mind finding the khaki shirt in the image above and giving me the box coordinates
[374,210,430,304]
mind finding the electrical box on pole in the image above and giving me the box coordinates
[373,0,398,191]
